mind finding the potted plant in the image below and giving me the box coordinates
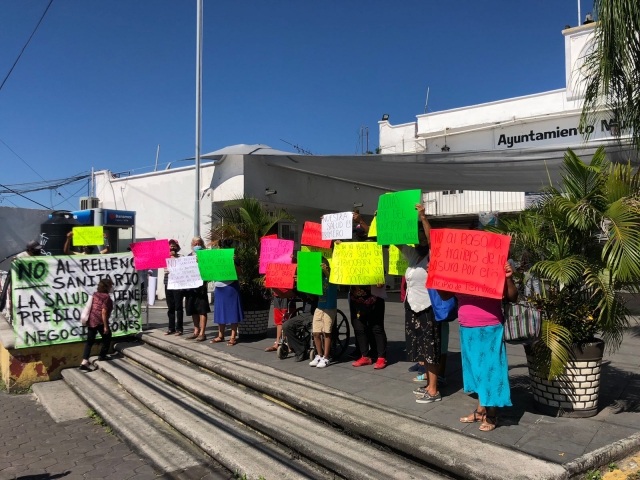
[208,196,295,338]
[497,146,640,417]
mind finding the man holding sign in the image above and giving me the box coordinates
[434,230,518,432]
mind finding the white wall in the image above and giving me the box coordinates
[0,206,50,271]
[95,164,215,298]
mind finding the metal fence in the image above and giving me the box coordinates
[423,191,525,217]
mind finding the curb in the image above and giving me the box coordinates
[132,332,568,480]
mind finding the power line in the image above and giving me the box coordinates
[0,0,53,93]
[53,181,86,208]
[0,183,50,209]
[0,137,78,208]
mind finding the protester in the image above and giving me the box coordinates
[309,258,338,368]
[185,237,210,342]
[64,232,97,255]
[79,278,114,371]
[282,292,318,362]
[399,204,442,404]
[164,239,184,336]
[265,287,296,352]
[438,263,518,431]
[210,248,243,347]
[15,240,43,258]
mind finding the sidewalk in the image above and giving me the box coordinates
[0,390,165,480]
[146,293,640,465]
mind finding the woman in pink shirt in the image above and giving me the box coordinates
[439,263,518,431]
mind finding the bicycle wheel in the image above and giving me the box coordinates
[330,309,350,359]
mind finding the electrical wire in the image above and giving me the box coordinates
[52,181,86,208]
[0,183,50,209]
[0,137,79,208]
[0,0,54,93]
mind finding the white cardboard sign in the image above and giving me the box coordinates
[321,212,353,240]
[166,256,203,290]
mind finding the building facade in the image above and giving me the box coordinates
[378,23,617,220]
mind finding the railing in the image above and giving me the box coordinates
[423,191,525,217]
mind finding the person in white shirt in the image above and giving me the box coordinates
[399,204,442,404]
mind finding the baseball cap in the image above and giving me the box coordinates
[26,241,43,251]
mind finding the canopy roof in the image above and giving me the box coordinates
[203,142,638,192]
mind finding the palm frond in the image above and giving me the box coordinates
[532,320,574,380]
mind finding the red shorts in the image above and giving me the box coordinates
[274,308,287,326]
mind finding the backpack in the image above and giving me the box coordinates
[427,289,458,322]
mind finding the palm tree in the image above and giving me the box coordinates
[495,147,640,379]
[207,196,295,309]
[580,0,640,150]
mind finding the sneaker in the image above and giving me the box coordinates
[294,354,307,362]
[316,357,330,368]
[413,386,427,396]
[416,391,442,404]
[309,355,322,367]
[373,358,387,370]
[352,357,373,367]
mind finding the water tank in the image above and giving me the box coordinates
[41,211,80,256]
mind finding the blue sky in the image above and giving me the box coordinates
[1,0,588,209]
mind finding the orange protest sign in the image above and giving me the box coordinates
[265,263,297,289]
[301,222,332,249]
[426,229,510,299]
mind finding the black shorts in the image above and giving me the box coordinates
[185,291,211,316]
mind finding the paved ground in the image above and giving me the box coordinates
[0,389,163,480]
[146,292,640,466]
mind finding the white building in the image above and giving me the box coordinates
[378,23,619,220]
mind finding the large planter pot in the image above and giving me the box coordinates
[238,309,270,338]
[526,339,604,418]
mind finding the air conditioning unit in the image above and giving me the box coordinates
[79,197,100,210]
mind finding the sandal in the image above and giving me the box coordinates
[174,331,183,336]
[479,415,498,432]
[227,338,237,346]
[265,345,278,352]
[460,410,485,423]
[210,337,225,343]
[185,333,199,340]
[164,331,175,336]
[194,335,207,342]
[413,373,427,382]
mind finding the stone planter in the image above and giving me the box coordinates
[238,309,269,338]
[526,339,604,418]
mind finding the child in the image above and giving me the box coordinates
[310,259,338,368]
[265,288,296,352]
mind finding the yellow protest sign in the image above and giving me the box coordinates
[368,217,377,237]
[301,245,333,267]
[329,242,384,285]
[73,226,104,246]
[388,245,409,276]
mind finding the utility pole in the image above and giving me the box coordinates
[194,0,203,237]
[154,144,160,172]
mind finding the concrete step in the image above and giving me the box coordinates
[91,356,333,480]
[112,342,448,480]
[61,367,228,480]
[132,331,570,480]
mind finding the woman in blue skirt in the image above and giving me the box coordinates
[438,262,518,431]
[210,254,243,346]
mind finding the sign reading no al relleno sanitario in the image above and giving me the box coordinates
[11,253,142,349]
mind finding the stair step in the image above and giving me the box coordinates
[93,357,332,480]
[131,331,569,480]
[113,343,449,480]
[61,368,225,479]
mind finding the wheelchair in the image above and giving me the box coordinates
[277,307,350,361]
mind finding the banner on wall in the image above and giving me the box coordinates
[11,253,142,349]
